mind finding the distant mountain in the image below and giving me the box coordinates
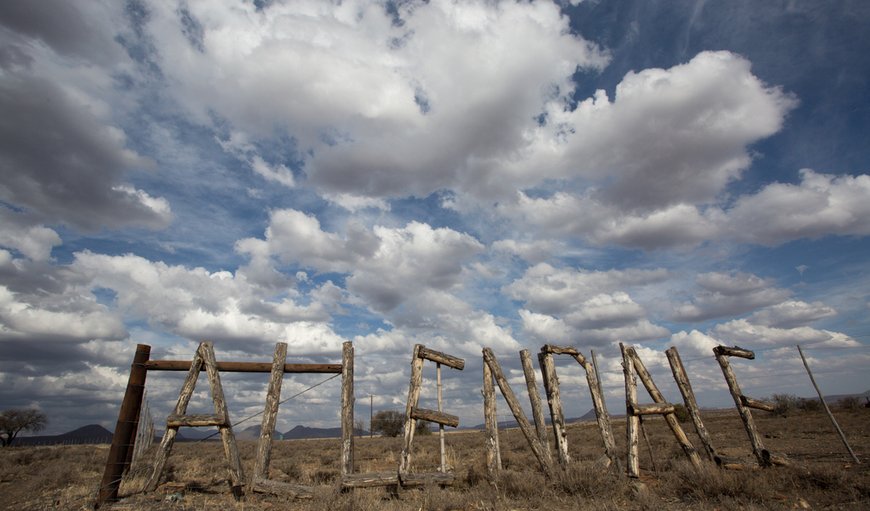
[15,424,113,446]
[234,424,282,441]
[282,425,367,439]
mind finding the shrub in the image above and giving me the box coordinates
[371,410,405,437]
[770,394,799,417]
[673,403,691,423]
[837,396,861,411]
[797,397,821,411]
[417,419,432,435]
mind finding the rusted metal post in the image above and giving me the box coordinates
[96,344,151,507]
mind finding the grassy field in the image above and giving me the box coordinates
[1,407,868,510]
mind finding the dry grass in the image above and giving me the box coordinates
[1,408,868,510]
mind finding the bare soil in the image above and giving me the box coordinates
[1,408,868,510]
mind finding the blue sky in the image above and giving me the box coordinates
[1,0,868,435]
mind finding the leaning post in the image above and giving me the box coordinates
[96,344,151,507]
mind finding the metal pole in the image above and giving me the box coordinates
[370,394,373,438]
[797,345,860,463]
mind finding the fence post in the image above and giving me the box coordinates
[96,344,151,507]
[797,345,860,464]
[341,341,355,476]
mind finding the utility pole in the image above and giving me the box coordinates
[370,394,373,438]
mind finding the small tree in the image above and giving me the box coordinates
[416,419,432,435]
[0,408,47,447]
[371,410,404,437]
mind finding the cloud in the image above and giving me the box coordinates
[0,59,172,231]
[727,169,870,245]
[132,0,608,200]
[510,265,670,346]
[672,271,791,322]
[0,208,61,261]
[239,209,485,314]
[712,319,858,349]
[0,0,126,64]
[522,51,796,208]
[70,251,345,353]
[0,285,126,343]
[747,300,837,329]
[669,329,721,358]
[505,263,669,316]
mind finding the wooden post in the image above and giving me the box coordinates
[713,346,770,466]
[437,362,446,472]
[520,349,550,462]
[399,344,425,475]
[482,348,552,475]
[341,341,355,476]
[627,347,701,469]
[797,345,860,464]
[254,342,288,482]
[666,347,717,461]
[538,350,569,465]
[482,359,502,477]
[97,344,150,507]
[620,343,640,478]
[201,343,245,496]
[576,351,618,468]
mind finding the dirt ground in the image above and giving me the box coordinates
[1,408,868,510]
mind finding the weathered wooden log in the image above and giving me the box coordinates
[251,478,314,499]
[254,343,287,482]
[628,403,676,416]
[417,346,465,370]
[411,407,459,428]
[341,472,400,488]
[341,341,354,476]
[541,344,581,357]
[437,362,446,472]
[201,342,245,496]
[483,348,552,475]
[482,359,501,477]
[399,472,455,487]
[585,350,619,468]
[797,344,860,464]
[399,345,425,475]
[621,343,640,479]
[712,346,755,360]
[713,345,770,466]
[626,347,702,470]
[146,345,205,491]
[666,347,717,462]
[166,413,226,427]
[520,349,550,461]
[538,350,570,465]
[740,395,775,412]
[97,344,150,507]
[145,360,342,373]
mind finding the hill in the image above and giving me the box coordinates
[14,424,113,446]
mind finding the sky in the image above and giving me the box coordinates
[1,0,869,437]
